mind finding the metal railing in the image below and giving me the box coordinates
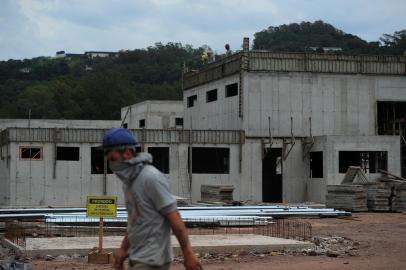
[4,221,27,249]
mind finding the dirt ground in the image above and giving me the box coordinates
[27,213,406,270]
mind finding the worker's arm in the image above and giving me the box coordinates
[114,234,129,270]
[166,210,202,270]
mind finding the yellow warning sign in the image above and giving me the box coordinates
[86,196,117,218]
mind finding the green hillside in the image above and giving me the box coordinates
[253,21,405,54]
[0,21,404,120]
[0,43,204,119]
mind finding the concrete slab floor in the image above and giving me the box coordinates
[23,234,313,256]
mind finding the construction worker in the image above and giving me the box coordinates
[201,51,208,64]
[101,128,202,270]
[225,44,232,56]
[201,48,215,64]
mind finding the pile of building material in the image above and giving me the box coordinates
[200,185,234,203]
[392,183,406,213]
[0,205,351,225]
[174,195,190,206]
[326,167,368,211]
[364,183,391,211]
[342,166,369,184]
[377,170,406,213]
[378,169,406,183]
[326,185,368,212]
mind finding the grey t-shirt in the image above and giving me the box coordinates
[123,163,177,266]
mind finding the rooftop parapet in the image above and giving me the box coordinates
[183,39,406,90]
[248,51,406,74]
[183,52,243,90]
[0,127,244,146]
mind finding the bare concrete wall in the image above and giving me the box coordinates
[0,145,10,205]
[243,72,406,137]
[2,141,244,207]
[308,135,400,203]
[324,135,400,184]
[7,142,125,207]
[122,100,183,129]
[282,140,309,202]
[183,74,241,130]
[183,71,406,139]
[3,135,398,206]
[243,139,310,204]
[240,140,262,202]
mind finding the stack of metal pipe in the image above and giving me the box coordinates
[0,205,350,226]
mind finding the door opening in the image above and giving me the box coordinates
[377,101,406,177]
[262,148,283,202]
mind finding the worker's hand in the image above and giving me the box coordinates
[114,247,128,270]
[183,251,202,270]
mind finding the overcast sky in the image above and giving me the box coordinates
[0,0,405,60]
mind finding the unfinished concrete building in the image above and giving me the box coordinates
[121,100,184,129]
[1,38,406,207]
[182,38,406,203]
[0,120,121,207]
[0,118,243,206]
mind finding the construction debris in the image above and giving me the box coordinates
[303,236,358,257]
[200,185,234,203]
[326,185,368,212]
[0,242,30,270]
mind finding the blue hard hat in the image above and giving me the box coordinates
[102,128,138,149]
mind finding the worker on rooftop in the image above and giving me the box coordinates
[102,128,202,270]
[201,47,215,64]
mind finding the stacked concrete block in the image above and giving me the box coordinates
[326,185,368,212]
[364,183,391,212]
[392,184,406,213]
[200,185,234,203]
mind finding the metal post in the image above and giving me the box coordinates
[393,104,396,135]
[103,156,107,195]
[28,109,31,129]
[28,108,32,163]
[120,107,131,128]
[239,37,250,119]
[238,130,243,173]
[141,129,146,152]
[188,115,193,199]
[98,218,104,254]
[53,141,57,179]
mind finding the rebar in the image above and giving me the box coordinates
[3,217,312,249]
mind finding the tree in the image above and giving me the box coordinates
[14,84,57,118]
[254,20,377,54]
[380,30,406,55]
